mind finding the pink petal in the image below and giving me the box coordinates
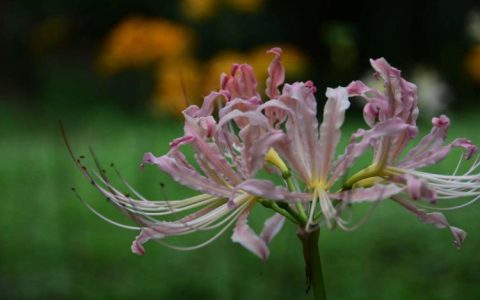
[265,47,285,99]
[221,64,260,101]
[330,118,416,182]
[317,87,350,180]
[169,132,243,186]
[401,115,450,162]
[232,179,310,202]
[260,213,285,244]
[279,81,320,182]
[131,228,165,256]
[394,197,467,248]
[399,137,478,170]
[404,174,437,202]
[330,183,404,203]
[231,206,270,260]
[142,152,232,198]
[241,127,288,177]
[183,91,225,118]
[369,58,405,117]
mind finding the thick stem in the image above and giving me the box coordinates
[297,228,327,300]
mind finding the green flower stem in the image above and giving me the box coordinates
[298,228,327,300]
[258,199,299,224]
[282,170,308,223]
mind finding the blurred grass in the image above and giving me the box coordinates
[1,107,479,299]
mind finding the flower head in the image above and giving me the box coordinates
[70,48,480,262]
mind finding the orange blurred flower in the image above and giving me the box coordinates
[152,58,202,117]
[97,16,193,74]
[465,44,480,83]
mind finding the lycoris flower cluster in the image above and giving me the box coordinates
[69,48,479,261]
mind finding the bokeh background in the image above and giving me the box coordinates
[1,0,480,299]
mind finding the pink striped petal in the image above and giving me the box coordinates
[317,87,350,180]
[399,138,478,170]
[370,58,404,118]
[330,183,404,203]
[142,152,232,198]
[221,64,260,101]
[330,118,416,182]
[394,197,467,248]
[231,205,270,260]
[260,213,285,244]
[183,91,225,118]
[279,81,320,182]
[232,179,310,202]
[131,228,165,256]
[241,127,288,176]
[265,47,285,99]
[404,174,437,202]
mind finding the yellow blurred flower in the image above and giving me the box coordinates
[152,58,202,117]
[226,0,264,13]
[180,0,264,20]
[97,16,193,74]
[465,44,480,83]
[181,0,220,20]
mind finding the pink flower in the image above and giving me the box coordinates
[68,49,479,262]
[67,50,308,261]
[340,58,479,247]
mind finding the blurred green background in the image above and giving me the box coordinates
[1,0,480,299]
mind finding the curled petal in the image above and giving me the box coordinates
[142,152,232,198]
[170,133,243,186]
[399,137,478,170]
[218,109,270,131]
[260,213,285,244]
[231,205,270,260]
[183,92,225,118]
[330,183,404,203]
[279,81,320,182]
[330,118,416,183]
[405,174,437,202]
[363,102,381,127]
[221,64,260,101]
[370,58,404,117]
[402,115,451,161]
[232,179,310,202]
[131,228,165,256]
[265,47,285,99]
[454,138,478,160]
[242,128,287,176]
[393,197,467,248]
[219,98,263,127]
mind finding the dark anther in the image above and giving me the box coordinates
[110,163,115,167]
[160,182,165,188]
[79,155,85,159]
[71,187,76,191]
